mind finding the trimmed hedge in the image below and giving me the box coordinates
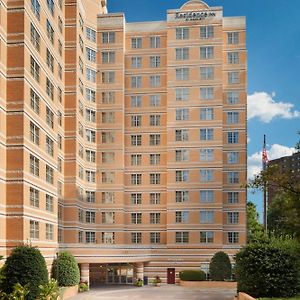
[0,245,48,300]
[179,270,206,281]
[209,251,232,281]
[51,252,80,287]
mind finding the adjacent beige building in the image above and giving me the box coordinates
[0,0,247,284]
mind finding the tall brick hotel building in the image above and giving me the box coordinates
[0,0,247,284]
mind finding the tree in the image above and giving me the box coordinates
[295,130,300,152]
[209,251,232,281]
[247,201,265,242]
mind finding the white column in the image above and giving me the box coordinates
[80,263,90,285]
[134,262,144,282]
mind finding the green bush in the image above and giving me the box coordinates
[0,245,48,300]
[179,270,206,281]
[235,239,300,298]
[78,281,89,292]
[51,252,80,287]
[209,251,232,281]
[39,278,60,300]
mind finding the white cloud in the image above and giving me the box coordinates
[248,144,295,179]
[248,92,300,123]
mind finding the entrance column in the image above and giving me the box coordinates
[134,262,144,282]
[81,263,90,285]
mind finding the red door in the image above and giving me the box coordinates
[167,268,175,284]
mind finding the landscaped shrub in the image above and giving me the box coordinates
[51,251,80,287]
[179,270,206,281]
[209,251,232,281]
[235,239,300,298]
[0,245,48,300]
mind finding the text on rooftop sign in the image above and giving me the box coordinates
[175,11,216,21]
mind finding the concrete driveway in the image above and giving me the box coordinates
[71,284,236,300]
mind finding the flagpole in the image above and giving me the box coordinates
[263,134,268,231]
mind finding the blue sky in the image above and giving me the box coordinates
[107,0,300,218]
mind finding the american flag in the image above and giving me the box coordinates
[262,135,268,169]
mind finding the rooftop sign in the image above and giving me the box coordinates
[175,11,216,21]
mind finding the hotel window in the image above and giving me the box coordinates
[46,136,54,156]
[102,72,115,84]
[78,144,83,158]
[150,154,160,165]
[86,109,96,123]
[86,191,96,203]
[58,64,62,79]
[200,169,213,182]
[176,108,189,121]
[86,129,96,143]
[86,170,96,182]
[176,27,189,39]
[200,231,214,243]
[149,193,161,205]
[227,91,240,104]
[46,0,54,15]
[176,48,189,60]
[200,190,214,203]
[149,95,161,107]
[86,150,96,162]
[102,91,115,104]
[102,132,115,143]
[58,40,62,56]
[200,26,214,39]
[30,122,39,145]
[228,52,239,64]
[176,88,189,101]
[102,172,115,183]
[227,131,239,144]
[200,66,214,80]
[86,232,96,243]
[227,212,239,224]
[150,36,161,48]
[102,232,115,244]
[46,194,54,212]
[102,32,115,44]
[228,71,240,84]
[79,36,83,52]
[86,88,96,102]
[131,115,141,127]
[150,213,160,224]
[30,89,40,114]
[131,213,142,224]
[150,173,161,184]
[78,166,83,179]
[102,112,115,123]
[58,135,62,149]
[227,32,239,44]
[58,17,63,33]
[150,56,161,68]
[131,154,142,166]
[46,165,54,184]
[131,173,142,185]
[58,181,63,196]
[131,76,142,88]
[200,108,214,120]
[58,88,62,102]
[46,106,54,128]
[46,78,54,100]
[30,220,39,239]
[228,192,239,204]
[150,232,160,244]
[150,115,160,126]
[228,172,239,184]
[46,20,54,44]
[31,0,40,19]
[78,122,83,137]
[30,56,40,82]
[30,24,40,51]
[131,56,142,68]
[200,149,214,161]
[86,27,96,42]
[86,68,96,83]
[200,128,214,140]
[46,224,53,240]
[200,211,214,223]
[131,37,142,48]
[227,151,239,164]
[176,191,189,203]
[131,193,142,205]
[131,95,142,107]
[228,232,239,244]
[150,75,161,87]
[131,134,142,146]
[175,232,189,243]
[176,68,189,81]
[86,211,96,223]
[79,58,83,73]
[175,149,189,162]
[86,48,96,62]
[78,231,83,243]
[102,51,115,64]
[227,112,239,124]
[131,232,142,244]
[30,187,39,207]
[200,46,214,59]
[175,129,189,142]
[149,134,160,146]
[30,155,39,176]
[176,170,189,182]
[78,210,84,223]
[200,87,214,100]
[102,192,115,204]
